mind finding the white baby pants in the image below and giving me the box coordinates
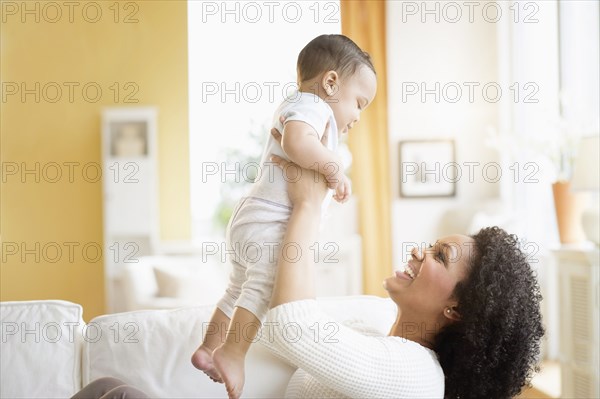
[216,196,291,321]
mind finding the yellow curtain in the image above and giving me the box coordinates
[341,0,393,296]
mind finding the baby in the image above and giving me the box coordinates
[191,34,377,399]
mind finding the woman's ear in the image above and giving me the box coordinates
[443,305,462,322]
[321,70,339,96]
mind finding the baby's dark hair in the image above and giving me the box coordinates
[433,226,545,398]
[297,34,376,83]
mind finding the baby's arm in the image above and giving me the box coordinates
[280,121,351,202]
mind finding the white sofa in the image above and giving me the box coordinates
[0,296,396,398]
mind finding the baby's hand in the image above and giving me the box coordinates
[322,159,351,203]
[322,158,344,189]
[333,173,352,203]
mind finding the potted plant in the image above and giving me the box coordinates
[486,116,588,244]
[548,131,588,244]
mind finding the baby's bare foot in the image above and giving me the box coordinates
[212,344,245,399]
[191,345,223,383]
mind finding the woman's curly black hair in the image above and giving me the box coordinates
[433,226,545,399]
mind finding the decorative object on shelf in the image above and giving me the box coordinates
[111,121,148,157]
[398,139,456,198]
[571,135,600,245]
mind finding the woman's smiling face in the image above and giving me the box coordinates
[383,234,475,317]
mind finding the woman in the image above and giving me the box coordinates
[261,136,544,398]
[74,146,543,399]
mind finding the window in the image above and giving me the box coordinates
[506,0,599,246]
[503,0,599,362]
[188,1,341,241]
[558,1,599,135]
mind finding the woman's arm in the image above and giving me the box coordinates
[264,153,444,398]
[264,301,444,399]
[268,155,327,309]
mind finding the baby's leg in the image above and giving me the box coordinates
[212,221,285,399]
[192,202,248,383]
[192,274,245,383]
[211,199,288,398]
[191,307,229,383]
[213,307,261,399]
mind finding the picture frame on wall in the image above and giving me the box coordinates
[398,139,457,198]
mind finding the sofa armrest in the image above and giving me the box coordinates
[1,300,85,398]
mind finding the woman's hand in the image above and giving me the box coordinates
[269,154,329,208]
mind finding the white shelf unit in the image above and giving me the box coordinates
[101,107,159,313]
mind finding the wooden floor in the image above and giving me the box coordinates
[516,361,561,399]
[518,386,555,399]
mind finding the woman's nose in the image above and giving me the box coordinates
[410,246,422,260]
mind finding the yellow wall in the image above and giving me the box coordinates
[1,1,190,320]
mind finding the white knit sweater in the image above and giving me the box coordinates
[263,300,445,399]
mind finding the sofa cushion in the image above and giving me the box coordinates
[0,300,84,398]
[82,295,396,398]
[153,265,225,303]
[121,256,229,311]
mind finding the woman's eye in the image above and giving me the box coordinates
[437,251,448,266]
[428,243,446,264]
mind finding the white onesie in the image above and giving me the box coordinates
[250,90,339,214]
[216,91,340,321]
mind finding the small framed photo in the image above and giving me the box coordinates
[398,139,457,198]
[102,108,157,159]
